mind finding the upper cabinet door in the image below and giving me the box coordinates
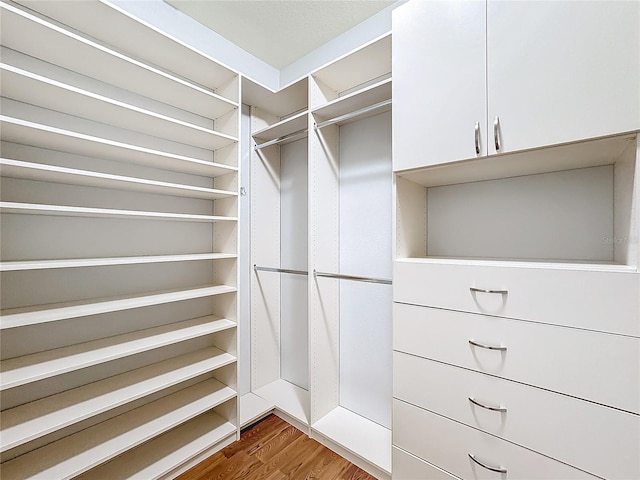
[392,0,487,171]
[487,0,640,155]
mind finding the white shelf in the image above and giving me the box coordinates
[253,379,309,425]
[312,406,392,475]
[0,64,237,150]
[0,2,238,117]
[0,317,236,390]
[0,285,236,330]
[313,34,391,95]
[0,253,236,272]
[74,411,237,480]
[396,256,639,273]
[0,379,236,480]
[252,110,308,143]
[240,392,274,428]
[0,202,238,223]
[397,132,636,186]
[0,159,237,200]
[0,346,235,453]
[0,116,238,177]
[312,78,392,124]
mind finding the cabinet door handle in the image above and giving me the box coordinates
[468,453,507,474]
[474,122,480,154]
[470,286,508,295]
[469,339,507,351]
[493,116,501,151]
[468,397,507,412]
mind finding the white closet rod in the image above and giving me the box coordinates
[313,269,392,285]
[254,129,308,151]
[314,99,392,130]
[253,265,308,276]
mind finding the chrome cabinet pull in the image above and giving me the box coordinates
[468,453,507,474]
[470,286,508,295]
[469,339,507,351]
[474,122,480,154]
[468,397,507,412]
[493,116,501,151]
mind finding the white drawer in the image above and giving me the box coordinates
[393,303,640,414]
[394,351,640,480]
[393,399,599,480]
[393,447,460,480]
[394,259,640,336]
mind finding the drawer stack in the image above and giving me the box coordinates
[392,260,640,479]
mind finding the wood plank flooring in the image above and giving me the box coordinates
[176,414,378,480]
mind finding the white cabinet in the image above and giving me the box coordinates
[393,0,486,168]
[393,0,640,170]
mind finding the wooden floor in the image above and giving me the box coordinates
[176,414,378,480]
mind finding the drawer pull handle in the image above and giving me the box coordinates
[468,397,507,412]
[493,116,501,151]
[474,122,481,154]
[468,453,507,474]
[469,339,507,351]
[470,286,508,295]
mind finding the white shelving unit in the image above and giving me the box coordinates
[246,77,311,432]
[0,0,240,477]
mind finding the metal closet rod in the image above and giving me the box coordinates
[313,269,392,285]
[254,128,308,151]
[314,99,392,130]
[254,265,308,276]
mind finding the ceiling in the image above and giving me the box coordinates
[164,0,396,69]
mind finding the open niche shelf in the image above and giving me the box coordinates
[396,133,639,271]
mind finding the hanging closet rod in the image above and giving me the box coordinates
[313,269,392,285]
[314,99,392,130]
[254,128,308,151]
[254,265,308,276]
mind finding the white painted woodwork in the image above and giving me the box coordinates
[239,392,274,428]
[1,347,235,453]
[394,352,639,480]
[392,0,486,170]
[0,317,235,391]
[394,260,640,337]
[280,139,309,390]
[487,0,640,155]
[393,447,461,480]
[312,406,392,475]
[338,112,392,429]
[312,78,392,125]
[0,380,236,480]
[74,411,237,480]
[394,303,639,414]
[0,253,236,272]
[394,400,599,480]
[253,111,308,144]
[0,117,237,177]
[0,1,240,475]
[427,165,614,262]
[253,378,309,425]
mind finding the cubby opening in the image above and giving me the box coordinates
[396,133,639,270]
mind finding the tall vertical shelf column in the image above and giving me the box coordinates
[245,78,310,431]
[309,34,393,480]
[0,1,241,478]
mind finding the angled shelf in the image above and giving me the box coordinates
[0,2,238,119]
[0,159,237,200]
[252,111,309,147]
[240,392,275,428]
[0,253,237,272]
[312,78,392,127]
[0,346,236,453]
[253,379,309,427]
[312,407,392,476]
[74,411,237,480]
[0,116,238,177]
[0,64,237,150]
[0,202,238,223]
[0,316,236,390]
[0,286,236,330]
[0,379,236,480]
